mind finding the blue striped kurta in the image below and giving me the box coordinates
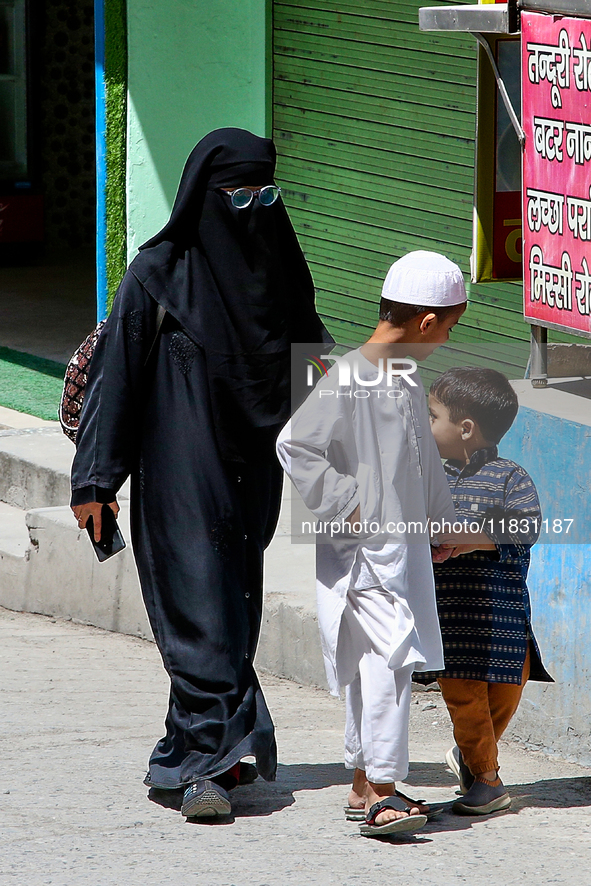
[416,445,552,685]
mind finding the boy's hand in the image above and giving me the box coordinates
[347,504,361,533]
[431,544,453,563]
[437,530,495,551]
[433,530,496,559]
[447,542,496,558]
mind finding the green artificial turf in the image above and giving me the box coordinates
[0,347,65,421]
[105,0,128,310]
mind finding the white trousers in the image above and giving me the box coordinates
[337,586,414,784]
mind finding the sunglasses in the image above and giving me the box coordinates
[221,185,282,209]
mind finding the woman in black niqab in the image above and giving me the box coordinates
[70,128,330,815]
[133,127,328,461]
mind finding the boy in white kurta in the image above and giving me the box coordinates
[277,252,490,838]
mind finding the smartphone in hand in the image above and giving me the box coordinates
[86,504,126,562]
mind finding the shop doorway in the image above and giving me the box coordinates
[0,0,97,417]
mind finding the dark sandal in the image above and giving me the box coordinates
[359,796,427,837]
[344,805,366,821]
[394,789,444,819]
[346,791,442,822]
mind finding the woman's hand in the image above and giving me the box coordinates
[72,500,119,542]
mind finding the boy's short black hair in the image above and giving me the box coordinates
[379,298,461,326]
[430,367,518,444]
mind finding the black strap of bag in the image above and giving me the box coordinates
[144,303,167,367]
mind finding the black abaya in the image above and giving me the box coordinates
[71,129,329,788]
[72,280,280,785]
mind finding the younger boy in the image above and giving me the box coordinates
[277,252,492,838]
[426,367,552,815]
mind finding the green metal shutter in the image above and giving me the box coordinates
[272,0,536,374]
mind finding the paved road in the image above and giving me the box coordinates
[1,608,590,886]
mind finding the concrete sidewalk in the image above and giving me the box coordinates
[0,406,326,688]
[1,607,590,886]
[0,400,589,770]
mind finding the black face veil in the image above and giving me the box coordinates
[130,128,330,461]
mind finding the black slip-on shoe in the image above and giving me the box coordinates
[180,779,232,818]
[238,762,258,786]
[211,761,258,792]
[452,777,511,815]
[445,746,475,795]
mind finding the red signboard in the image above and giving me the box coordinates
[522,12,591,336]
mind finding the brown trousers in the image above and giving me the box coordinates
[438,648,530,776]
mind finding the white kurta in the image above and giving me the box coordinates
[277,349,457,696]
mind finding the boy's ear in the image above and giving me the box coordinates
[418,312,437,333]
[460,418,475,439]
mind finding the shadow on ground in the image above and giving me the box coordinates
[403,763,591,834]
[405,761,591,809]
[149,761,591,830]
[148,761,351,821]
[148,778,296,820]
[508,776,591,811]
[276,761,352,790]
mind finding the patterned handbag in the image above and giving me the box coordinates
[59,304,166,444]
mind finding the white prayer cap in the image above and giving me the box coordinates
[381,251,467,307]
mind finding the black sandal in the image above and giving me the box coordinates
[359,796,427,837]
[394,789,443,819]
[346,790,442,822]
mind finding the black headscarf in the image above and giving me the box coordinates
[129,128,330,462]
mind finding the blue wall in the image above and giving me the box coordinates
[501,407,591,762]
